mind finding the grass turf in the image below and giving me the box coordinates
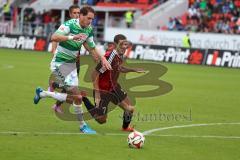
[0,48,239,160]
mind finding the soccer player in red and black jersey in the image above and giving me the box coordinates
[82,34,145,131]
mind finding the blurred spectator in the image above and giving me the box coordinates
[3,0,12,21]
[35,12,42,25]
[163,0,240,34]
[175,17,184,31]
[87,0,98,5]
[28,10,36,35]
[43,11,52,24]
[200,0,207,10]
[92,16,99,27]
[167,17,175,30]
[43,11,52,36]
[182,33,191,48]
[73,0,79,4]
[125,10,134,28]
[188,5,198,18]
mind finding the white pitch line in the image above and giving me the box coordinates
[0,131,127,136]
[146,134,240,139]
[0,131,85,135]
[142,122,240,135]
[1,122,240,140]
[1,64,14,69]
[0,131,239,140]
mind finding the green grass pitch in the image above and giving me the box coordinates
[0,48,240,160]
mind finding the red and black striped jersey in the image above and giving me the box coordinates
[95,50,123,91]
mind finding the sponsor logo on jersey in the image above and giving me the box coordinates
[74,33,88,42]
[60,26,65,31]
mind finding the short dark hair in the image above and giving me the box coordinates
[80,6,95,16]
[69,5,80,13]
[114,34,127,44]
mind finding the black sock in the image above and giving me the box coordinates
[82,97,98,118]
[82,97,106,120]
[122,111,132,129]
[77,68,80,76]
[82,97,95,111]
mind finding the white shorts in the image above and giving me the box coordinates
[50,61,79,87]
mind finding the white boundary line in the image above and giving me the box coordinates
[0,131,127,136]
[0,131,240,139]
[0,122,239,140]
[0,131,89,135]
[146,134,240,139]
[142,122,240,135]
[1,64,14,69]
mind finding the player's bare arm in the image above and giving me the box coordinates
[51,33,111,70]
[83,42,99,62]
[51,41,58,54]
[91,70,101,106]
[84,43,112,70]
[51,33,87,42]
[101,55,112,70]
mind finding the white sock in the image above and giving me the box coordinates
[73,103,86,128]
[40,91,67,102]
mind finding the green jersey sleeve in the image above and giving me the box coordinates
[55,20,75,35]
[55,24,70,35]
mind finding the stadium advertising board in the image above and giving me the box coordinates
[0,34,48,51]
[128,44,205,65]
[205,50,240,68]
[0,34,239,68]
[105,28,240,51]
[127,44,240,68]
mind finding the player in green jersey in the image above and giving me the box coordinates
[33,6,110,134]
[51,5,96,114]
[51,5,81,114]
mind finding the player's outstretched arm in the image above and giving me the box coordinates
[91,70,100,91]
[100,55,112,70]
[99,54,112,70]
[51,33,85,42]
[51,41,58,54]
[84,43,112,70]
[91,70,101,106]
[83,42,99,62]
[120,66,145,73]
[51,33,69,42]
[92,47,112,70]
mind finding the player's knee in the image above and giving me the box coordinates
[98,119,106,124]
[73,95,82,104]
[71,87,80,95]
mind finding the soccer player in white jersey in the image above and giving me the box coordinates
[33,6,111,134]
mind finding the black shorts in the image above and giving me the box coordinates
[93,84,127,115]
